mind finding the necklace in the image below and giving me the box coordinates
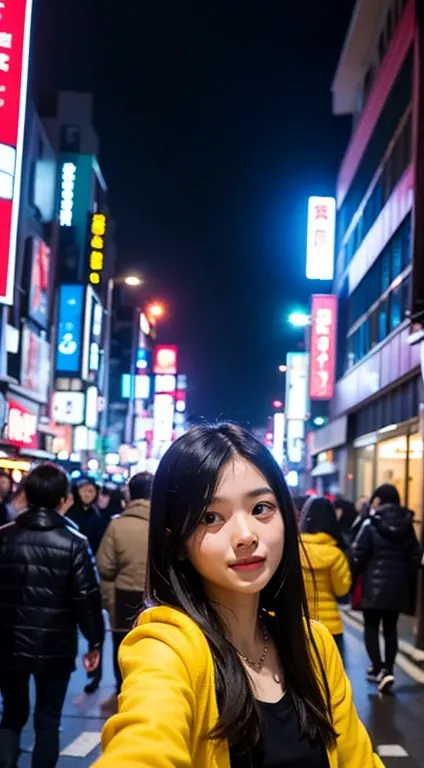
[235,622,268,672]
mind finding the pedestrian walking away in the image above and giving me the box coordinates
[94,424,383,768]
[0,463,104,768]
[299,496,352,661]
[351,483,421,694]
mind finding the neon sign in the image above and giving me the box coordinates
[0,0,34,304]
[89,212,106,285]
[59,162,76,226]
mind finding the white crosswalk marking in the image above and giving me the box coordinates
[377,745,409,758]
[60,731,102,757]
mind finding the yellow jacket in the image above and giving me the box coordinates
[300,532,352,636]
[94,606,382,768]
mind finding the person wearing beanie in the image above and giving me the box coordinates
[351,482,421,693]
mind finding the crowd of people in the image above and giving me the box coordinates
[0,426,421,766]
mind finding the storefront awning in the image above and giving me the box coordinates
[310,416,348,457]
[311,462,338,478]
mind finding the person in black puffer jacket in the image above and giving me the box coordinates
[0,463,104,768]
[351,483,421,694]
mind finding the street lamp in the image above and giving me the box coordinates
[124,275,143,287]
[273,400,283,410]
[278,364,287,373]
[147,302,165,322]
[102,274,144,457]
[288,311,309,328]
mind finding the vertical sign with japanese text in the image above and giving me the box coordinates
[0,0,34,304]
[309,295,337,400]
[89,212,107,286]
[306,196,336,281]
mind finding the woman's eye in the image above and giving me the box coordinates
[201,512,222,526]
[253,503,274,517]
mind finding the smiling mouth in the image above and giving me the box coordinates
[229,557,266,571]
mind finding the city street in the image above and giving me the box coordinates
[10,617,424,767]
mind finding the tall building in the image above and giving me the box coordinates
[311,0,423,541]
[38,91,117,470]
[0,100,59,476]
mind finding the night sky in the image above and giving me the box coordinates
[35,0,355,426]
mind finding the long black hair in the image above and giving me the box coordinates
[300,496,347,551]
[146,423,336,752]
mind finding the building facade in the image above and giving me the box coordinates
[311,0,424,542]
[38,91,117,471]
[0,100,59,477]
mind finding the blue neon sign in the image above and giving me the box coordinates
[56,285,84,373]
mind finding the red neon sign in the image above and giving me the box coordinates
[6,398,39,450]
[153,345,178,375]
[309,295,337,400]
[0,0,34,304]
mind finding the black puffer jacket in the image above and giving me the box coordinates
[0,508,104,673]
[351,504,421,613]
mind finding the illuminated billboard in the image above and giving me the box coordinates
[28,238,50,327]
[306,196,336,281]
[6,396,39,450]
[0,0,34,304]
[59,162,76,227]
[81,286,102,382]
[52,391,85,425]
[20,326,50,402]
[285,352,309,421]
[153,345,178,375]
[88,212,107,286]
[309,294,337,400]
[153,393,175,446]
[56,284,84,374]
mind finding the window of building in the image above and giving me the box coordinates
[336,49,413,256]
[407,433,423,540]
[356,445,375,500]
[378,298,389,341]
[391,230,402,278]
[389,285,402,330]
[376,436,407,503]
[401,274,411,316]
[339,108,412,272]
[380,248,391,292]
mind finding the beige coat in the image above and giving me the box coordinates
[96,499,150,631]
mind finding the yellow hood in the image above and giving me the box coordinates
[300,532,341,570]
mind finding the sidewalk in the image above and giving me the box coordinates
[345,608,424,667]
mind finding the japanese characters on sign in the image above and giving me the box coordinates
[59,162,76,226]
[309,295,337,400]
[306,196,336,281]
[89,212,107,286]
[0,0,34,304]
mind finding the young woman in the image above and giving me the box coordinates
[299,496,352,659]
[95,424,382,767]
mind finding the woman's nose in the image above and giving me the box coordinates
[232,514,258,549]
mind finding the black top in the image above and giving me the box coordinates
[0,508,104,673]
[230,692,328,767]
[351,504,421,614]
